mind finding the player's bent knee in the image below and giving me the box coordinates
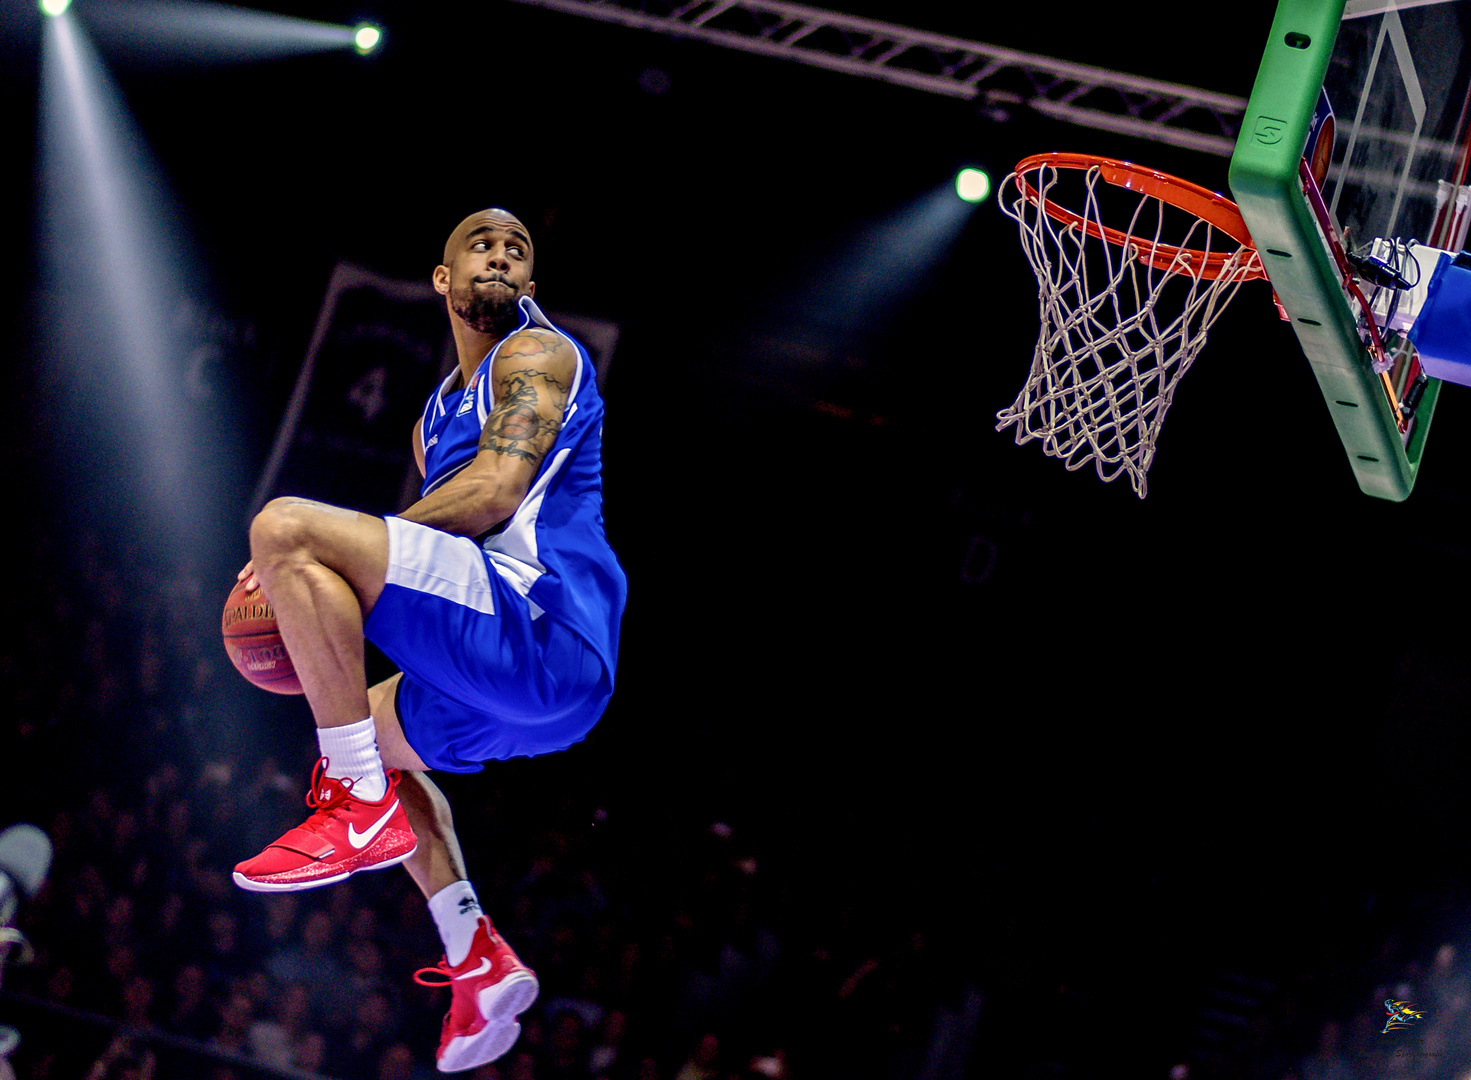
[250,497,353,561]
[249,498,309,559]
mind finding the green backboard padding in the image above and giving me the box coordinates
[1228,0,1440,501]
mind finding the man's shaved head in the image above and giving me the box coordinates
[442,207,533,269]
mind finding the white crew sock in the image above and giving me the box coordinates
[428,880,485,967]
[317,718,388,802]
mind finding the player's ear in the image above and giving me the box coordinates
[432,264,450,296]
[527,280,536,297]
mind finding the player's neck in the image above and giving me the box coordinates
[450,320,505,388]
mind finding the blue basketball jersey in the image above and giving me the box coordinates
[416,295,625,683]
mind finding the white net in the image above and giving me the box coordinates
[996,160,1261,498]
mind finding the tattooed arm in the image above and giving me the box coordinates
[398,328,575,537]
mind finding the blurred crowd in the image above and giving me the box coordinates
[0,524,976,1080]
[7,516,1471,1080]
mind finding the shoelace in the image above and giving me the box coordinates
[412,929,502,988]
[413,959,461,988]
[300,757,355,831]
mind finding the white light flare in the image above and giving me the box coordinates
[956,167,992,204]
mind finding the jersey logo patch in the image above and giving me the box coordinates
[456,373,480,417]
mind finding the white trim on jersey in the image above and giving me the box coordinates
[477,297,587,617]
[483,444,572,618]
[420,369,464,494]
[515,295,586,431]
[476,361,490,427]
[422,370,456,433]
[420,459,470,497]
[384,517,497,616]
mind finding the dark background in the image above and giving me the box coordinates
[3,0,1470,1074]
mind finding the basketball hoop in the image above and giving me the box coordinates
[996,153,1265,497]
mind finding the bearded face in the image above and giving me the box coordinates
[448,271,522,336]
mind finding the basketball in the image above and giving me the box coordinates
[221,579,303,695]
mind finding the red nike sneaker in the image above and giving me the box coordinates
[414,916,540,1072]
[233,758,417,892]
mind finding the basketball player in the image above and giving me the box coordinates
[230,208,626,1072]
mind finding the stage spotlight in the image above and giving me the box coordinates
[39,0,70,16]
[354,24,381,54]
[956,168,991,204]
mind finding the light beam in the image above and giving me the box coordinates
[79,2,371,63]
[39,11,212,552]
[795,178,983,350]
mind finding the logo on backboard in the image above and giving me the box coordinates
[1383,999,1426,1034]
[1253,116,1288,145]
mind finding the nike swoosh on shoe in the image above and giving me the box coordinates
[454,958,494,981]
[347,801,400,849]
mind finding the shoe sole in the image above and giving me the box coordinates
[480,971,539,1025]
[438,1019,520,1073]
[232,846,416,893]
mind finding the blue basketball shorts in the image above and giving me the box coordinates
[362,516,610,773]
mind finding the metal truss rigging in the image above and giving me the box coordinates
[503,0,1247,156]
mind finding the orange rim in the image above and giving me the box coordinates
[1013,152,1266,282]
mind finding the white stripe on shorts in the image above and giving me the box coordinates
[384,516,496,616]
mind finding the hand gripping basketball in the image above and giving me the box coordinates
[221,578,303,694]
